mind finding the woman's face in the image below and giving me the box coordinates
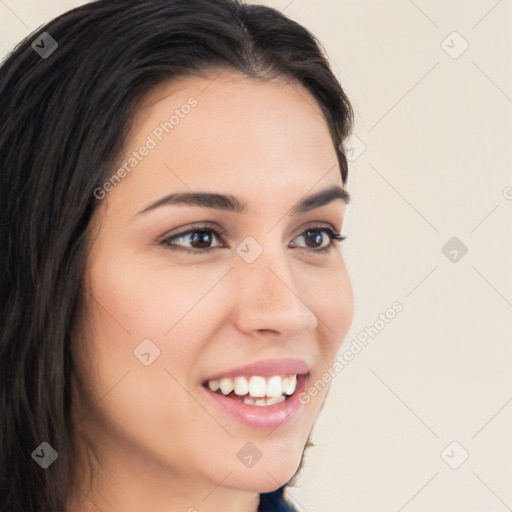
[72,70,354,507]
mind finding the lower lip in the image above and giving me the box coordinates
[201,375,308,431]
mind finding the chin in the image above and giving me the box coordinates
[219,439,306,493]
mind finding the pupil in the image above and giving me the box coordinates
[306,230,323,248]
[191,231,212,248]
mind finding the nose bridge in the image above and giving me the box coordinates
[232,235,317,336]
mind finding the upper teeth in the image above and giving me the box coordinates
[207,374,297,398]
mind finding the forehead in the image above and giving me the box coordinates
[104,71,342,215]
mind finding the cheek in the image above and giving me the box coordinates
[299,263,353,409]
[307,261,354,357]
[85,246,221,349]
[80,248,232,422]
[74,252,217,467]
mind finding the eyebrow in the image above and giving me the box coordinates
[137,184,350,216]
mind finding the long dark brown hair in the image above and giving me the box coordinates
[0,1,353,509]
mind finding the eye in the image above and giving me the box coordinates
[290,225,346,253]
[158,222,346,255]
[158,222,227,255]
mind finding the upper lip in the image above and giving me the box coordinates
[202,357,311,382]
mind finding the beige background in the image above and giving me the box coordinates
[1,1,511,511]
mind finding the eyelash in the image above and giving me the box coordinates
[158,222,346,256]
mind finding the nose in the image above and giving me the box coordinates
[232,243,318,338]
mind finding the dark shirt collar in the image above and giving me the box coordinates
[258,486,297,511]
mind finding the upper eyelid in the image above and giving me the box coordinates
[157,221,226,243]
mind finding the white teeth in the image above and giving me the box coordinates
[234,376,249,396]
[208,379,220,392]
[283,374,297,395]
[266,376,283,397]
[248,376,267,398]
[266,395,286,405]
[219,378,234,395]
[207,373,299,400]
[242,395,285,406]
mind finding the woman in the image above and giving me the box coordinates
[0,0,354,510]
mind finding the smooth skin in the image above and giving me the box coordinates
[69,70,354,512]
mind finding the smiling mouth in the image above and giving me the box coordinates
[202,373,308,406]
